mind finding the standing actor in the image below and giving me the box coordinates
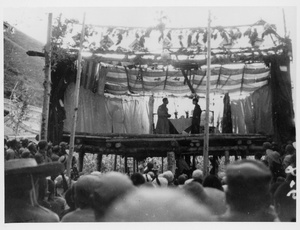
[156,98,171,134]
[191,98,202,134]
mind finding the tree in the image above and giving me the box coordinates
[7,81,33,137]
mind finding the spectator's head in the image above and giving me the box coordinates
[21,139,29,148]
[8,139,18,149]
[203,174,223,191]
[183,182,227,216]
[130,172,145,186]
[225,159,272,214]
[162,170,174,184]
[274,182,296,221]
[177,174,187,185]
[27,142,37,153]
[38,140,48,151]
[146,162,154,170]
[272,142,280,152]
[285,144,295,155]
[74,174,101,209]
[20,149,31,158]
[192,169,204,183]
[52,145,60,154]
[153,175,168,188]
[103,187,213,222]
[263,142,272,150]
[92,172,134,220]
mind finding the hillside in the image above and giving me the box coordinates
[4,23,45,107]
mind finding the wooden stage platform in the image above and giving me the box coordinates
[62,132,269,159]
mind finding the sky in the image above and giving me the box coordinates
[2,4,297,46]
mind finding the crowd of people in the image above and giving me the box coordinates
[4,137,297,222]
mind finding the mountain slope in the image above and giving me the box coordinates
[4,23,45,107]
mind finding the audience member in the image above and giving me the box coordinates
[203,174,224,191]
[35,140,52,164]
[183,181,227,216]
[192,169,204,184]
[61,174,102,222]
[92,171,135,221]
[5,158,64,222]
[130,172,146,186]
[103,187,214,222]
[273,182,296,222]
[219,159,276,221]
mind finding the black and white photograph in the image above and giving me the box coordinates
[1,0,298,227]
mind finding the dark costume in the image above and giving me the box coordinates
[156,103,171,134]
[191,103,202,134]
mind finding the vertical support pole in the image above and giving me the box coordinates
[161,157,164,173]
[97,154,102,171]
[78,150,85,172]
[203,10,212,177]
[167,152,176,175]
[114,155,118,171]
[149,95,154,134]
[125,156,128,174]
[40,13,52,141]
[67,13,86,178]
[133,158,136,173]
[282,8,287,38]
[224,150,230,165]
[192,153,196,170]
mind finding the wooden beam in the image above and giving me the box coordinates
[181,69,195,94]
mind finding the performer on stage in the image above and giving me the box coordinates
[156,98,171,134]
[191,98,202,134]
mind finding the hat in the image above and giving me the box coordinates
[263,142,272,150]
[225,159,272,213]
[182,182,227,216]
[90,171,102,177]
[92,172,135,219]
[74,174,102,208]
[192,169,204,180]
[103,187,213,222]
[5,158,64,177]
[226,160,271,194]
[162,170,174,183]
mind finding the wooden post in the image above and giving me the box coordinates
[66,13,86,178]
[167,152,176,175]
[119,155,122,172]
[78,150,85,172]
[97,154,102,171]
[114,155,117,171]
[192,153,196,170]
[40,13,52,141]
[133,158,136,173]
[224,150,230,165]
[203,11,211,177]
[125,156,128,174]
[161,157,164,173]
[282,8,287,38]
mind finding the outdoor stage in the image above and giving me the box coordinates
[62,131,269,172]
